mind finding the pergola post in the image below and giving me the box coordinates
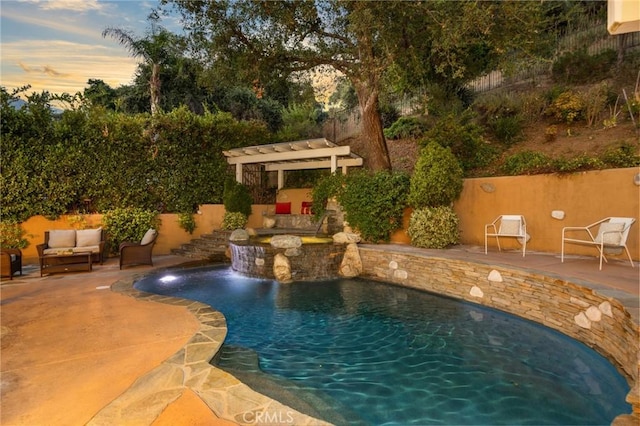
[278,170,285,189]
[235,164,243,184]
[331,154,337,173]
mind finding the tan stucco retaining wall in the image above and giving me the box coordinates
[358,245,639,421]
[389,168,639,260]
[453,168,639,258]
[16,168,639,263]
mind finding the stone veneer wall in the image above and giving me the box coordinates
[358,246,639,421]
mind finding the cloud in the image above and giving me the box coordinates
[18,62,70,77]
[19,0,106,13]
[3,39,139,95]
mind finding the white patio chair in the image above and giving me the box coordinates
[561,217,636,270]
[484,215,528,257]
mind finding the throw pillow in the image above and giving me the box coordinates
[595,222,624,245]
[275,202,291,215]
[47,230,76,248]
[301,201,313,215]
[140,228,157,245]
[76,228,102,247]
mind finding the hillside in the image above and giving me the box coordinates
[342,107,639,176]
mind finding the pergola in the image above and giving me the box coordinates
[223,138,363,189]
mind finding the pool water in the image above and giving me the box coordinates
[135,265,631,425]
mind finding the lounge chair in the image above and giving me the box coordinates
[484,215,528,257]
[0,248,22,280]
[119,228,157,270]
[561,217,635,270]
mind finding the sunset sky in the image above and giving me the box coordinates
[1,0,180,97]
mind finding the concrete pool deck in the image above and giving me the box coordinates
[1,246,638,425]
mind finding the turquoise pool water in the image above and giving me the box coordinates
[135,265,631,425]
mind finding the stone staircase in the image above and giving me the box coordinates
[171,230,232,263]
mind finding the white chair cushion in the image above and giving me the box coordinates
[499,220,521,235]
[47,230,76,248]
[140,229,157,245]
[76,228,102,247]
[595,222,624,245]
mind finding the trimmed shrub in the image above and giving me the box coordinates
[337,171,410,243]
[223,179,253,217]
[408,206,459,249]
[0,221,29,249]
[408,142,464,208]
[221,212,248,230]
[102,207,160,255]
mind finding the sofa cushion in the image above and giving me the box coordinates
[140,228,157,245]
[73,246,100,254]
[48,230,76,248]
[43,247,75,255]
[76,228,102,247]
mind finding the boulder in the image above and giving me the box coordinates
[339,243,362,277]
[270,235,302,249]
[229,229,250,242]
[273,253,292,283]
[332,232,361,244]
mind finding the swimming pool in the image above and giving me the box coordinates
[135,265,631,425]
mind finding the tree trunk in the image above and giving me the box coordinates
[150,63,161,115]
[354,80,392,171]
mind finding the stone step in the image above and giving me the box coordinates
[171,230,232,262]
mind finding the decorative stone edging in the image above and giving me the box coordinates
[357,246,640,425]
[87,273,329,426]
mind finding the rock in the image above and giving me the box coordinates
[551,210,565,220]
[273,253,292,283]
[585,306,602,322]
[480,183,495,193]
[574,312,591,329]
[339,243,362,277]
[262,216,276,228]
[229,229,250,242]
[470,285,484,298]
[487,270,503,282]
[332,232,361,244]
[270,235,302,249]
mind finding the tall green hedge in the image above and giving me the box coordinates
[0,88,271,223]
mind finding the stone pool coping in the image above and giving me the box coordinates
[89,272,330,426]
[98,245,639,425]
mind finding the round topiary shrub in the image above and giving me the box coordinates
[408,141,464,209]
[221,211,248,230]
[407,206,459,249]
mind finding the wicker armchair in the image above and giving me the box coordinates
[1,248,23,280]
[119,229,157,270]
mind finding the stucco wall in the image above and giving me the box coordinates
[390,168,639,261]
[15,168,639,263]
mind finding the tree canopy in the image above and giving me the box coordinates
[165,0,553,170]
